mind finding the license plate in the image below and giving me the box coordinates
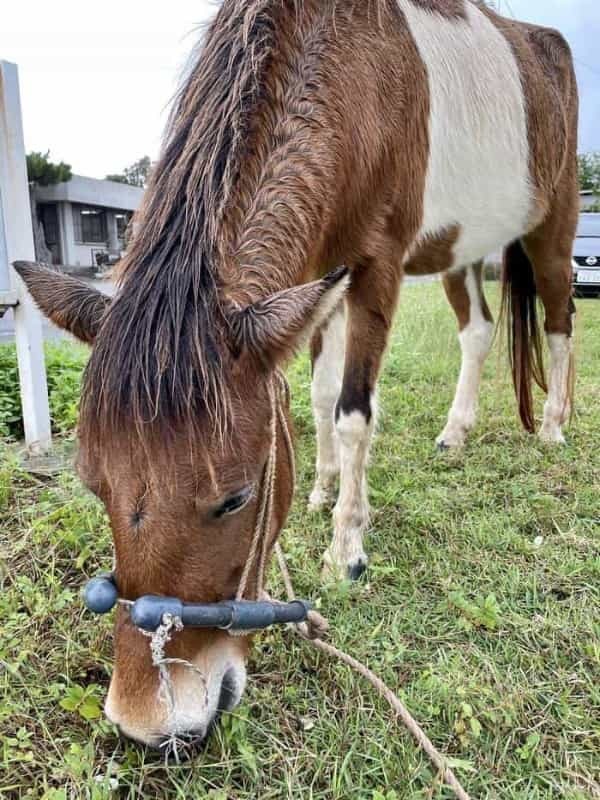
[577,270,600,284]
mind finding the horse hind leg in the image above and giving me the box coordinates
[309,301,345,511]
[437,262,494,450]
[541,324,575,444]
[522,205,577,444]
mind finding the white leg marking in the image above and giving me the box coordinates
[540,331,573,444]
[309,305,345,511]
[323,399,376,580]
[437,267,493,449]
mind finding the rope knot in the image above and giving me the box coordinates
[304,609,329,640]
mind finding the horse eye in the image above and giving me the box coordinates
[215,487,253,518]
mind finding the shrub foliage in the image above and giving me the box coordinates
[0,343,87,438]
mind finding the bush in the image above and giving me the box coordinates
[0,342,88,439]
[0,346,21,437]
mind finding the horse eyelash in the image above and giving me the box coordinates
[215,485,256,518]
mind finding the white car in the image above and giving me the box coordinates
[573,213,600,297]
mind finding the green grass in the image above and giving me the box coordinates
[1,283,599,800]
[0,342,89,438]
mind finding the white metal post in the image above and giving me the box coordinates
[0,60,51,453]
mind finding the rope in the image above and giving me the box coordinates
[235,372,291,602]
[256,380,279,594]
[270,377,471,799]
[138,373,472,797]
[274,546,471,800]
[235,380,279,601]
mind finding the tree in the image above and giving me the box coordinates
[26,150,72,186]
[106,156,152,189]
[26,151,72,264]
[578,152,600,194]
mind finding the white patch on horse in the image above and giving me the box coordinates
[437,266,494,449]
[309,304,346,511]
[306,273,350,344]
[540,331,573,444]
[323,400,376,579]
[398,0,533,268]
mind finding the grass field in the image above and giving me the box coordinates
[1,282,599,800]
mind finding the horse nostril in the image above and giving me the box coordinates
[217,669,237,714]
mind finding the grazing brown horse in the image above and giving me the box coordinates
[16,0,578,751]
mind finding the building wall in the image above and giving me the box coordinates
[57,202,75,266]
[33,174,142,269]
[58,201,103,268]
[53,202,126,268]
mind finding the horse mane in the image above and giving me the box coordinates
[80,0,393,448]
[81,0,300,442]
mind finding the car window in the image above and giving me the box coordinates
[577,214,600,238]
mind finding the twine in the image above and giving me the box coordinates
[274,544,470,800]
[141,612,207,759]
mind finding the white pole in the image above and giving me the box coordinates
[0,60,51,453]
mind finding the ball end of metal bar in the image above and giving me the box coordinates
[83,574,118,614]
[130,596,185,632]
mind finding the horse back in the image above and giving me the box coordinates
[391,0,578,273]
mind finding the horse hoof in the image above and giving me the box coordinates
[436,440,450,452]
[347,560,367,581]
[539,426,566,445]
[322,549,367,583]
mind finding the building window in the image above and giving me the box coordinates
[72,205,107,243]
[115,211,132,246]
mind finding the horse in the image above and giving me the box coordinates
[16,0,578,753]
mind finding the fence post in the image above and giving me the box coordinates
[0,60,51,453]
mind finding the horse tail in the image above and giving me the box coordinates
[500,240,548,433]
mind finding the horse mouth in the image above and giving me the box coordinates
[150,669,240,761]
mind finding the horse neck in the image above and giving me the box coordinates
[222,125,338,307]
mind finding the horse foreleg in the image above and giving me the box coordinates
[437,262,494,450]
[322,264,401,582]
[309,302,346,511]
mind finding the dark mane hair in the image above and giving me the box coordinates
[80,0,293,440]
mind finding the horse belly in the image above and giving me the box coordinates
[398,0,534,270]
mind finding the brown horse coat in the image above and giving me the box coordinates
[16,0,579,749]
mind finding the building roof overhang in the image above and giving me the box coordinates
[32,174,143,211]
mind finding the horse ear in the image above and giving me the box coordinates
[13,261,111,345]
[229,266,349,366]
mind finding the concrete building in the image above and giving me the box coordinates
[32,175,143,271]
